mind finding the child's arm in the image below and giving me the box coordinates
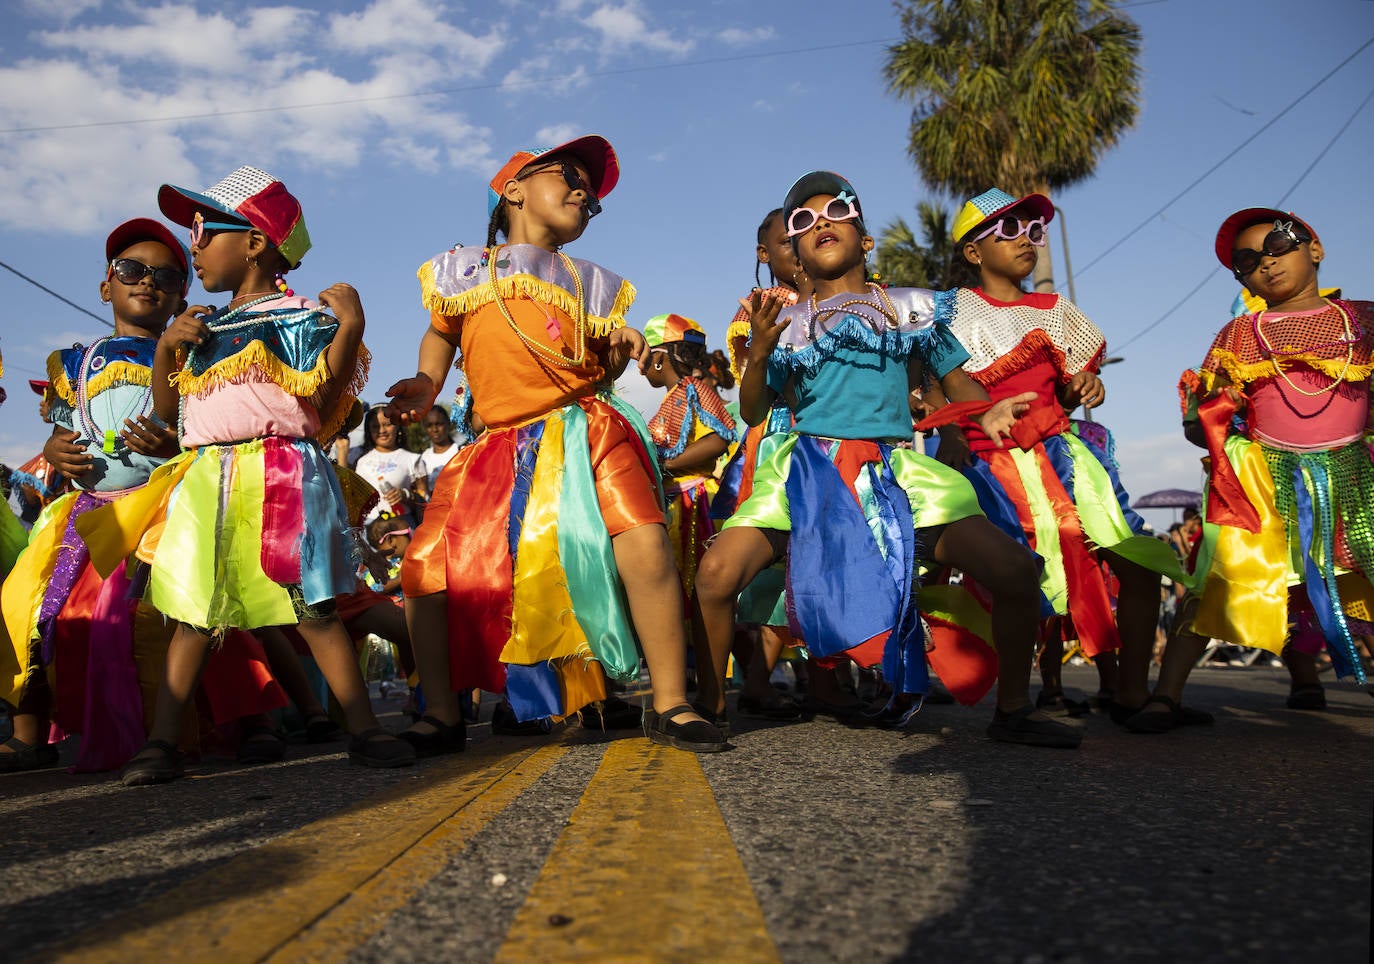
[1059,370,1105,413]
[387,323,460,424]
[153,305,213,425]
[910,364,973,468]
[43,424,94,481]
[317,284,366,418]
[740,289,790,426]
[605,327,645,380]
[663,433,730,476]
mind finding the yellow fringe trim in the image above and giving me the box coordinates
[315,343,372,444]
[1201,350,1374,392]
[46,353,153,405]
[417,261,633,338]
[726,319,752,380]
[46,351,73,405]
[171,340,331,400]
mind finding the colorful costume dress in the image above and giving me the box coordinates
[403,244,664,722]
[1182,298,1374,681]
[647,374,737,600]
[934,287,1185,658]
[1,335,288,769]
[722,284,993,700]
[77,294,366,636]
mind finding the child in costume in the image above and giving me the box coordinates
[693,171,1079,747]
[933,189,1189,722]
[78,167,414,783]
[386,135,725,753]
[0,343,26,576]
[642,312,738,605]
[1131,209,1374,731]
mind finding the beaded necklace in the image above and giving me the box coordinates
[74,336,153,455]
[804,283,900,341]
[1255,299,1356,398]
[486,245,588,369]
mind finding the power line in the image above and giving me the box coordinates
[0,260,111,328]
[0,37,896,135]
[1074,34,1374,282]
[1112,78,1374,352]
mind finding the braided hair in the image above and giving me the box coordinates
[754,208,783,288]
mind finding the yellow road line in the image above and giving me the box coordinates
[496,739,780,963]
[39,741,569,964]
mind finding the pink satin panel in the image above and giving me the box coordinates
[72,561,148,772]
[260,437,305,584]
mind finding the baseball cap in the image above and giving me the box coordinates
[104,218,190,294]
[1214,207,1319,270]
[643,313,706,348]
[487,134,620,215]
[158,166,311,269]
[952,188,1054,244]
[782,171,866,235]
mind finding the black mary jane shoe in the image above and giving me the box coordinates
[396,715,467,757]
[0,736,61,774]
[348,729,418,768]
[644,704,728,753]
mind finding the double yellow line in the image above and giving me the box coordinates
[39,737,778,962]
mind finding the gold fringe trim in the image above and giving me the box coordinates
[315,343,371,444]
[417,262,632,337]
[726,319,752,380]
[46,351,73,405]
[1202,350,1374,391]
[171,340,331,400]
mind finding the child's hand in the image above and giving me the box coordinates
[122,415,179,458]
[318,283,364,328]
[607,326,645,377]
[161,306,212,351]
[747,289,790,364]
[1062,371,1105,410]
[44,426,94,479]
[975,391,1037,448]
[385,373,439,424]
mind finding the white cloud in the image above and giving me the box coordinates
[327,0,504,67]
[534,123,580,145]
[718,26,774,46]
[584,3,693,56]
[19,0,104,22]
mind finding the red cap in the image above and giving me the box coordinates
[1215,208,1318,270]
[487,134,619,215]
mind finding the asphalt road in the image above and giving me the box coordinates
[2,665,1371,963]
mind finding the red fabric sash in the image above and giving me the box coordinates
[260,437,305,584]
[1198,392,1262,532]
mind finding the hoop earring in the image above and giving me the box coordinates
[653,359,664,372]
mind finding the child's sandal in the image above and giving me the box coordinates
[120,740,184,787]
[644,704,727,753]
[348,728,417,768]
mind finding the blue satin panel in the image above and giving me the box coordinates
[505,662,564,719]
[297,441,356,605]
[187,309,336,376]
[507,422,545,562]
[1292,461,1360,678]
[865,456,928,696]
[1049,434,1147,534]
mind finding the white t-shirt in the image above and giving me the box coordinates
[420,443,460,487]
[356,447,426,520]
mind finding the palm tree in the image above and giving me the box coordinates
[875,201,959,289]
[884,0,1141,292]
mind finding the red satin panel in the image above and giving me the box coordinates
[583,397,665,535]
[260,436,305,584]
[51,563,103,735]
[1199,392,1263,532]
[925,616,999,706]
[201,630,288,724]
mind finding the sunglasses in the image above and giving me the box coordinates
[107,257,187,294]
[1231,222,1311,279]
[189,210,253,248]
[786,193,860,238]
[521,161,602,217]
[972,216,1047,246]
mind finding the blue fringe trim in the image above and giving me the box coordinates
[776,314,926,379]
[657,382,740,460]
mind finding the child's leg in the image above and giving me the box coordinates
[611,523,708,718]
[256,626,330,723]
[401,592,463,731]
[1102,551,1159,709]
[145,623,215,746]
[690,526,789,716]
[930,517,1043,713]
[2,673,52,749]
[347,603,415,676]
[294,615,379,735]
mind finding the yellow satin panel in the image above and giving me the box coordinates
[1007,447,1070,615]
[501,413,592,666]
[76,453,195,577]
[552,657,608,723]
[0,493,79,705]
[1195,436,1290,653]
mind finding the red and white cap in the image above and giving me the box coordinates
[159,166,311,269]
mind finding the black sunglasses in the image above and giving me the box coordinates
[1231,222,1311,280]
[520,160,601,217]
[108,257,186,294]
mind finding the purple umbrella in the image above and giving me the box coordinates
[1131,488,1202,510]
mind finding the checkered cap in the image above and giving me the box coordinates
[159,166,312,269]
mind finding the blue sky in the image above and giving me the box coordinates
[2,0,1372,530]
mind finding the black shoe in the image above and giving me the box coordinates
[237,724,287,765]
[491,701,552,736]
[737,692,803,721]
[580,697,642,731]
[304,715,344,744]
[0,736,60,773]
[987,706,1082,748]
[348,729,417,768]
[1286,684,1327,711]
[1035,689,1091,718]
[396,715,467,757]
[644,704,728,752]
[120,740,184,786]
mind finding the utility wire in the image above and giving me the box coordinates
[1113,78,1374,352]
[0,37,895,135]
[0,260,111,327]
[1074,34,1374,281]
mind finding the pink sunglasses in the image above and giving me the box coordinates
[972,215,1047,246]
